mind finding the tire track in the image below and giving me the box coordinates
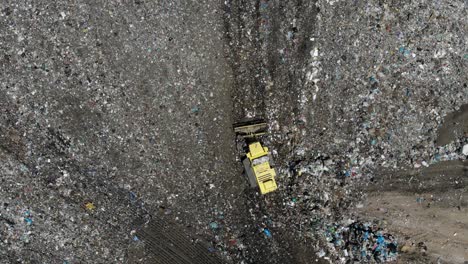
[223,1,321,263]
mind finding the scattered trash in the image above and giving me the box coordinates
[378,208,388,213]
[85,202,96,211]
[399,46,411,56]
[322,221,398,262]
[20,233,31,243]
[24,217,33,225]
[263,228,272,238]
[217,211,224,219]
[462,144,468,156]
[228,239,237,246]
[209,222,218,230]
[400,244,414,253]
[22,210,33,225]
[191,106,199,114]
[401,240,428,255]
[129,191,137,203]
[208,247,216,253]
[129,230,140,242]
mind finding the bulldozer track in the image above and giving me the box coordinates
[367,160,468,193]
[101,183,223,264]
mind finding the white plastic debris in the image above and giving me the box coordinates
[462,144,468,155]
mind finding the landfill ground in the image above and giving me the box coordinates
[0,1,467,264]
[360,159,468,263]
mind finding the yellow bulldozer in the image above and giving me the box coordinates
[234,118,278,195]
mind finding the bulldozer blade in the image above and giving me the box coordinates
[233,118,268,138]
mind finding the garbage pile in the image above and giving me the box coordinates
[295,0,468,173]
[278,160,347,229]
[321,221,398,263]
[1,0,467,263]
[430,138,468,166]
[0,150,140,263]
